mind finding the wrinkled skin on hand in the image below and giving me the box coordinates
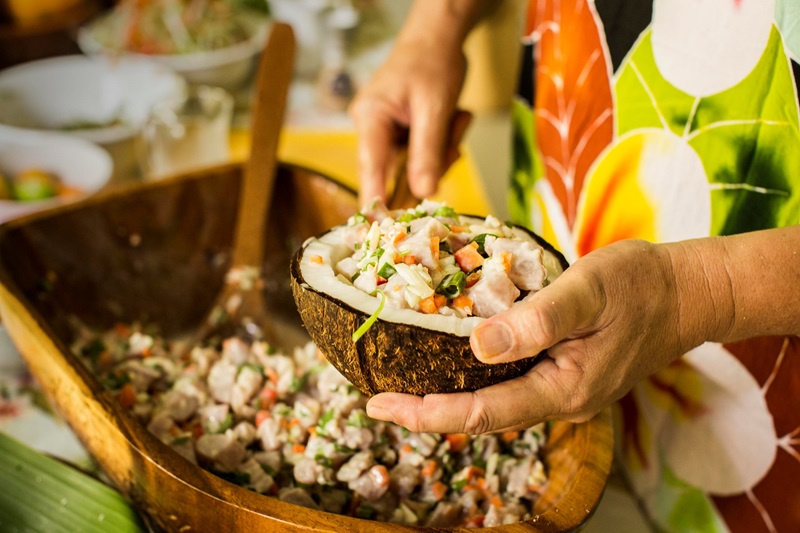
[366,240,704,434]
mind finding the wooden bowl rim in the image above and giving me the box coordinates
[0,162,613,532]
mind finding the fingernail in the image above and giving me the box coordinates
[366,401,394,423]
[472,322,513,360]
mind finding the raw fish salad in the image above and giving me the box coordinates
[73,325,548,527]
[318,199,554,325]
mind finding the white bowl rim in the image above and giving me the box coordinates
[77,19,270,72]
[0,54,186,144]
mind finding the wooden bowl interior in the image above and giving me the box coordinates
[0,163,611,532]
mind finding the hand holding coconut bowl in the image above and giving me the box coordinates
[346,0,800,531]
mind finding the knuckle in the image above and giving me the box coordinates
[524,304,559,350]
[463,394,495,435]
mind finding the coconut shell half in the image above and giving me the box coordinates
[290,219,569,396]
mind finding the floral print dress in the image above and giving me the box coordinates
[511,1,800,531]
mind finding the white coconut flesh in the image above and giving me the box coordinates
[298,214,564,338]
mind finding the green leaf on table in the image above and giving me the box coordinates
[0,432,145,533]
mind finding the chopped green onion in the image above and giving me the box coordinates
[435,271,466,299]
[469,233,490,255]
[397,212,418,223]
[352,290,386,343]
[434,205,457,218]
[377,262,396,279]
[351,271,361,282]
[349,212,368,225]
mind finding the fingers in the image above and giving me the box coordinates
[366,358,569,434]
[470,270,603,364]
[351,98,401,204]
[407,95,460,198]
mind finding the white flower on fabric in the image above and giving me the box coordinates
[651,0,775,96]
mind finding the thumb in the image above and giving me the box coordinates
[470,271,601,363]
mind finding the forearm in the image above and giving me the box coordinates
[666,225,800,347]
[398,0,492,51]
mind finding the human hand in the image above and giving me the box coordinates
[366,239,716,434]
[349,17,472,204]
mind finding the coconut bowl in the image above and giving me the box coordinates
[0,162,612,532]
[290,221,570,396]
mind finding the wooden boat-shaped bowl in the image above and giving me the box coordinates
[0,162,613,532]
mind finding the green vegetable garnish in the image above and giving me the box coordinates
[434,205,457,218]
[435,271,466,299]
[377,262,397,279]
[352,290,386,343]
[469,234,490,255]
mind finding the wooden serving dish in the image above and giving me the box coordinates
[0,162,613,532]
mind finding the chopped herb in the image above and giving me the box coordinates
[316,408,336,436]
[434,205,457,218]
[351,271,361,283]
[398,212,418,223]
[314,451,334,467]
[377,262,396,279]
[260,464,277,476]
[103,371,131,390]
[435,271,466,299]
[334,443,356,454]
[289,373,307,393]
[238,363,264,376]
[350,212,368,225]
[451,479,467,491]
[170,436,191,445]
[401,427,410,438]
[346,410,369,428]
[352,289,386,343]
[217,412,234,433]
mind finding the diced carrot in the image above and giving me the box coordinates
[421,459,438,478]
[402,254,417,265]
[309,255,324,265]
[117,383,136,409]
[430,237,440,264]
[452,295,473,314]
[260,386,278,406]
[307,426,317,436]
[289,418,301,428]
[372,465,390,487]
[113,323,130,337]
[445,433,469,453]
[389,228,406,246]
[292,443,306,454]
[464,515,485,528]
[401,444,413,454]
[418,295,438,314]
[141,346,152,358]
[499,251,513,274]
[455,242,484,273]
[449,225,469,234]
[467,465,486,479]
[501,431,519,444]
[433,294,447,309]
[430,481,448,502]
[265,367,279,384]
[466,271,482,287]
[192,423,204,439]
[490,496,504,508]
[255,410,271,428]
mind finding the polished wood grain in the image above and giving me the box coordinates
[0,162,613,532]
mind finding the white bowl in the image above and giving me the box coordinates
[0,55,186,145]
[78,21,269,92]
[0,126,112,224]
